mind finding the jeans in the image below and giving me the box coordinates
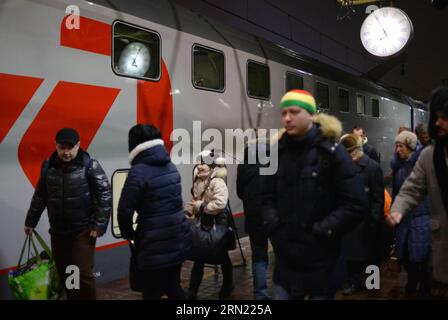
[249,231,269,300]
[140,264,186,300]
[273,283,334,300]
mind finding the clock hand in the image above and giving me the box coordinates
[373,13,388,38]
[131,46,143,67]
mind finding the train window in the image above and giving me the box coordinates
[192,44,225,92]
[111,169,138,239]
[372,98,380,117]
[356,94,366,114]
[315,82,329,110]
[247,60,270,99]
[286,72,304,91]
[112,21,161,81]
[338,88,349,113]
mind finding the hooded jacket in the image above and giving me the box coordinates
[186,164,229,227]
[25,149,111,235]
[118,140,191,271]
[261,113,367,295]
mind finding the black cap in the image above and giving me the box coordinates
[55,128,80,145]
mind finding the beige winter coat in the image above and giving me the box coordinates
[391,145,448,283]
[185,166,228,218]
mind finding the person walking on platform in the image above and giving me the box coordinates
[24,128,112,300]
[237,139,271,300]
[388,87,448,292]
[352,126,381,164]
[118,124,191,300]
[185,150,234,299]
[415,123,431,150]
[261,90,367,300]
[390,130,432,298]
[339,134,385,295]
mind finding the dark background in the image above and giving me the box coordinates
[175,0,448,102]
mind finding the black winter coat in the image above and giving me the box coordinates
[25,150,112,235]
[261,122,367,296]
[363,143,380,164]
[342,155,385,262]
[236,143,270,235]
[118,142,191,271]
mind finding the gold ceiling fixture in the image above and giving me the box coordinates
[337,0,384,5]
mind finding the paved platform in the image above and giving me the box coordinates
[97,236,448,300]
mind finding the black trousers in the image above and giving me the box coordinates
[189,252,233,293]
[140,264,186,300]
[51,229,96,300]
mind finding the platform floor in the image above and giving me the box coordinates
[97,236,448,300]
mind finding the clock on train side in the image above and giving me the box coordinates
[360,7,413,58]
[118,42,151,77]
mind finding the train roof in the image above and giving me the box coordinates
[92,0,418,106]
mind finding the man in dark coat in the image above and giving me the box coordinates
[118,124,191,300]
[261,90,367,300]
[339,134,385,295]
[24,128,112,300]
[237,140,270,300]
[352,126,381,164]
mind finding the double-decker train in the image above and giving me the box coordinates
[0,0,428,298]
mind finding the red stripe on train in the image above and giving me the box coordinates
[18,81,120,187]
[0,73,43,144]
[137,61,174,152]
[60,15,111,56]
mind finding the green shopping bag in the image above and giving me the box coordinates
[8,231,63,300]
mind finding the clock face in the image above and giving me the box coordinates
[360,7,413,58]
[117,42,151,77]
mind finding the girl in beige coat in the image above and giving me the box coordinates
[185,151,234,299]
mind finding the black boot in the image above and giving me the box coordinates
[219,253,234,298]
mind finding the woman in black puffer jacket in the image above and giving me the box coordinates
[118,124,191,300]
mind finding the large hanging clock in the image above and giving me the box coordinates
[117,42,151,77]
[360,7,413,58]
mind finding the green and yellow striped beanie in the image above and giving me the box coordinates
[279,90,316,114]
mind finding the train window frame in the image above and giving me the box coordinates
[247,60,270,100]
[315,81,330,110]
[371,98,380,118]
[111,20,161,82]
[338,87,350,113]
[111,168,138,239]
[192,44,226,93]
[285,71,304,91]
[356,93,366,115]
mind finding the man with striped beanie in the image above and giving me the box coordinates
[261,90,367,300]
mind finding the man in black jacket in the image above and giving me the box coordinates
[339,134,385,295]
[262,90,367,299]
[237,140,271,300]
[24,128,112,300]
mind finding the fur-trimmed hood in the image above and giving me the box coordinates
[193,165,227,181]
[270,113,343,145]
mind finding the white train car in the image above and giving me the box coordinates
[0,0,428,298]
